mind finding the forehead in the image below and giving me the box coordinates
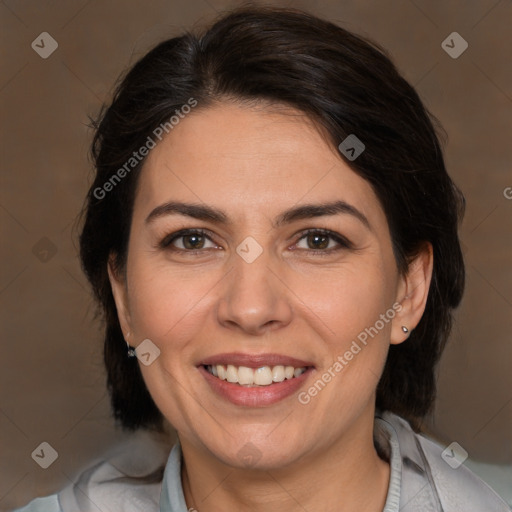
[133,102,384,226]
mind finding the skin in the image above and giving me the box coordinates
[109,102,433,512]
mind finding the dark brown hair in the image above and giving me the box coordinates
[80,5,465,432]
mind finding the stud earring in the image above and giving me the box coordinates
[126,340,137,358]
[401,326,409,334]
[124,332,137,358]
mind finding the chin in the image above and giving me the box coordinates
[207,435,306,471]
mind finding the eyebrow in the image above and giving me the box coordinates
[146,201,228,225]
[274,201,371,230]
[145,200,371,230]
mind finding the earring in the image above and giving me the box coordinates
[401,326,409,334]
[127,341,137,358]
[124,333,136,358]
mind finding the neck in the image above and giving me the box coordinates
[180,407,390,512]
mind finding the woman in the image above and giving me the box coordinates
[15,6,510,512]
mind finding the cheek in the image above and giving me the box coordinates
[289,260,395,409]
[290,259,394,345]
[125,259,220,345]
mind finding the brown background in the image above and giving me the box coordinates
[1,0,511,509]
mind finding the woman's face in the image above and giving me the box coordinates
[110,102,421,469]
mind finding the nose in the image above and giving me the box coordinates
[216,249,293,336]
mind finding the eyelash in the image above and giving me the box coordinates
[294,228,354,255]
[159,228,353,256]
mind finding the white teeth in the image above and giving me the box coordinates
[237,366,254,385]
[254,366,273,385]
[293,367,304,378]
[217,364,226,380]
[226,364,238,383]
[206,364,307,386]
[272,365,285,382]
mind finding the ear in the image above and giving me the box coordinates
[391,242,433,345]
[107,254,133,341]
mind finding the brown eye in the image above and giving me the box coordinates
[294,229,353,254]
[181,233,206,250]
[306,232,330,250]
[160,229,218,251]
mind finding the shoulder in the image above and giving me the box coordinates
[12,430,172,512]
[11,495,61,512]
[379,411,511,512]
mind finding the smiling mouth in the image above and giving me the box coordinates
[203,364,310,387]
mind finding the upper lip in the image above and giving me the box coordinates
[199,353,315,369]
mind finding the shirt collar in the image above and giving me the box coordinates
[160,441,188,512]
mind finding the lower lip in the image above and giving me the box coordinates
[198,366,314,406]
